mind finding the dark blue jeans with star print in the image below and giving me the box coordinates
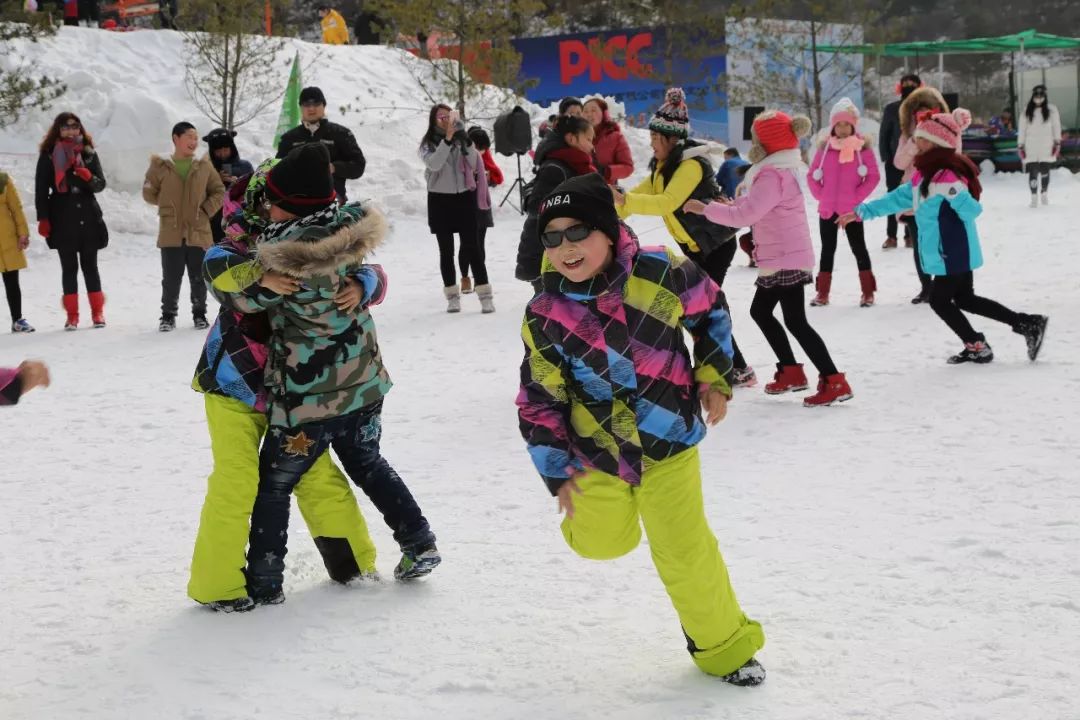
[245,400,435,600]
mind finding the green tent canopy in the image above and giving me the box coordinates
[815,29,1080,57]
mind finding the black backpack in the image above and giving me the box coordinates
[522,160,571,214]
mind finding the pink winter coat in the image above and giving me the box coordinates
[807,138,880,217]
[0,367,20,406]
[593,122,634,183]
[702,159,816,271]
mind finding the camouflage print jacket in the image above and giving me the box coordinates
[245,201,391,429]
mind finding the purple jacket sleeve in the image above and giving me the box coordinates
[0,367,22,406]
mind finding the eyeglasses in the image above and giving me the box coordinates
[540,223,593,249]
[62,122,81,130]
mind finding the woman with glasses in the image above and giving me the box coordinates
[34,112,109,331]
[1018,85,1062,208]
[420,104,493,314]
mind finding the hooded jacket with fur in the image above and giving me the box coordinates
[239,202,391,428]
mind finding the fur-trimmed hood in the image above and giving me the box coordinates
[257,201,387,278]
[900,87,949,138]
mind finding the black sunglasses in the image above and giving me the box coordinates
[540,222,593,249]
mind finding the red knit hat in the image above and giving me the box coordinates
[749,110,812,162]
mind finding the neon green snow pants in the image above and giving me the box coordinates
[560,447,765,676]
[188,394,377,603]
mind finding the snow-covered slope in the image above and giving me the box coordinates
[1,26,1079,720]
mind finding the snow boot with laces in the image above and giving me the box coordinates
[764,363,809,395]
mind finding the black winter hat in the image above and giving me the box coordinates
[203,127,237,150]
[299,86,327,106]
[537,173,620,246]
[265,143,336,216]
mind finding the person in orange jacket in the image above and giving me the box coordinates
[318,5,350,45]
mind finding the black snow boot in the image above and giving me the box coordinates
[1013,314,1048,362]
[719,658,767,686]
[948,334,994,365]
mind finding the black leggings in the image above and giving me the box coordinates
[819,215,871,273]
[929,272,1019,344]
[59,247,102,295]
[907,219,931,295]
[1027,162,1052,193]
[459,225,488,279]
[684,241,747,371]
[2,270,21,322]
[437,226,487,287]
[750,283,838,376]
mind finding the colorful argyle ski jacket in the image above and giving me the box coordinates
[517,224,734,495]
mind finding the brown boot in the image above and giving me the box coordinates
[460,276,473,294]
[858,270,876,307]
[882,237,898,249]
[810,272,831,306]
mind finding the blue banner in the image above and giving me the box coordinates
[512,27,729,141]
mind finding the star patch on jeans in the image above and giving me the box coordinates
[283,431,315,457]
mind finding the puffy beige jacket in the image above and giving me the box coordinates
[142,155,225,249]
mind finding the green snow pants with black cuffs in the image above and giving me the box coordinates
[188,394,378,604]
[560,447,765,676]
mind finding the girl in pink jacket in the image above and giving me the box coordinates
[684,110,852,407]
[807,98,880,307]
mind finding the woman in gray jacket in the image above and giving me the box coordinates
[420,104,492,313]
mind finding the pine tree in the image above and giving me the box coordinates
[0,8,66,129]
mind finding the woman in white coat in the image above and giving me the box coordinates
[1018,85,1062,207]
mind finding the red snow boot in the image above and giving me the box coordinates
[858,270,877,308]
[88,291,106,328]
[738,232,756,267]
[764,364,809,395]
[803,373,854,407]
[62,294,79,331]
[810,272,831,306]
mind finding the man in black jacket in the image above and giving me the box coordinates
[276,86,366,203]
[878,73,921,249]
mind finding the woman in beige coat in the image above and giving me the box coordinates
[0,170,33,333]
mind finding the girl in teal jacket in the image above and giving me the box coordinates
[841,109,1048,365]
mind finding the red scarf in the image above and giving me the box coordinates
[913,147,982,201]
[546,146,597,177]
[52,138,85,194]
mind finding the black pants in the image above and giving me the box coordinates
[1027,162,1052,193]
[929,272,1019,344]
[246,401,434,599]
[2,271,21,322]
[884,165,904,239]
[750,284,838,377]
[58,247,102,295]
[460,225,488,279]
[818,215,871,273]
[160,243,207,318]
[437,226,487,287]
[907,219,931,295]
[684,241,747,371]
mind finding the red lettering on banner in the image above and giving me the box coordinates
[558,32,654,85]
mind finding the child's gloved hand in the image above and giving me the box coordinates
[556,467,585,519]
[700,388,729,426]
[73,167,93,182]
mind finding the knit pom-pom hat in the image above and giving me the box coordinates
[913,108,972,151]
[648,87,690,139]
[749,110,812,163]
[829,97,861,134]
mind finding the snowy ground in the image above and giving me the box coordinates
[1,25,1079,720]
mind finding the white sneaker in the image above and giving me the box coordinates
[1029,195,1038,208]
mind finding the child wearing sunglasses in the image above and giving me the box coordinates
[516,173,766,686]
